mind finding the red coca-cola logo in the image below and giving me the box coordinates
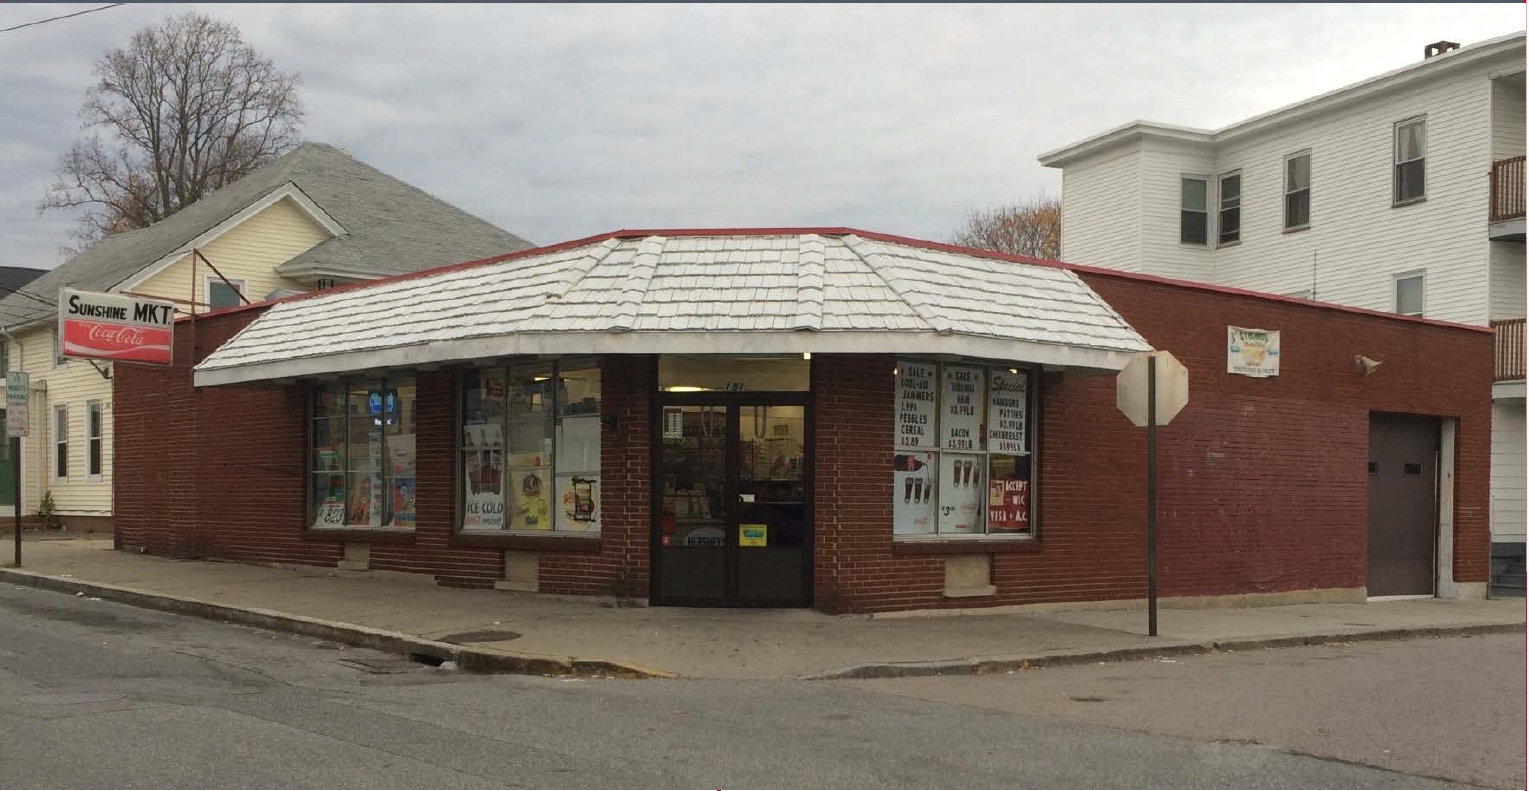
[85,324,151,348]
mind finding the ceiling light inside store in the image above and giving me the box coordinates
[665,386,708,392]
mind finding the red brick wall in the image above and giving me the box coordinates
[809,274,1492,613]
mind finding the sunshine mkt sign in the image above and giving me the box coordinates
[58,288,176,365]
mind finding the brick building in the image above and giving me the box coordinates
[114,229,1493,613]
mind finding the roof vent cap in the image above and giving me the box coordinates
[1424,40,1460,59]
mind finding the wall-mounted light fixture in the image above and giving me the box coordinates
[1354,355,1382,377]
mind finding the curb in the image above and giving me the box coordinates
[0,566,675,680]
[804,622,1525,680]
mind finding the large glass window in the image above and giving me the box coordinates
[309,376,416,529]
[894,360,1034,538]
[462,359,602,534]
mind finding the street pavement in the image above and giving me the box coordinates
[0,584,1512,789]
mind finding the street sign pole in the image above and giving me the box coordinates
[10,437,17,567]
[7,371,28,567]
[1146,354,1158,637]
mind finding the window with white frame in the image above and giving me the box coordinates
[1218,171,1242,245]
[1284,151,1311,230]
[206,276,247,311]
[893,360,1034,538]
[87,401,103,478]
[53,404,67,480]
[1394,272,1425,317]
[1394,117,1426,204]
[309,376,417,528]
[461,359,602,533]
[1180,177,1209,245]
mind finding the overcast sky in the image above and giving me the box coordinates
[1,3,1524,268]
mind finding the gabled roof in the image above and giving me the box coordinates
[193,229,1153,387]
[0,265,46,299]
[0,143,532,330]
[1039,30,1526,167]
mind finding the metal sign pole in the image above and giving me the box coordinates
[11,437,18,567]
[1146,353,1158,637]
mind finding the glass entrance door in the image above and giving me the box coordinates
[654,400,811,606]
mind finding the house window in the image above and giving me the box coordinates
[893,361,1035,538]
[205,276,247,311]
[0,339,8,375]
[461,359,602,534]
[1180,177,1209,245]
[53,404,67,481]
[1284,152,1311,230]
[1394,272,1425,317]
[1394,117,1426,205]
[1218,172,1242,245]
[308,376,417,529]
[315,278,337,290]
[87,401,103,479]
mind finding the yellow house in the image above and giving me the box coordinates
[0,143,531,531]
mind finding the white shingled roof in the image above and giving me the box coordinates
[193,230,1151,387]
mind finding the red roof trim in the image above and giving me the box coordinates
[181,226,1491,336]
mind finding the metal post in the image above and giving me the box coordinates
[1146,353,1158,637]
[11,436,19,566]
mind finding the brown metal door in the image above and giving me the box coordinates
[1366,414,1439,596]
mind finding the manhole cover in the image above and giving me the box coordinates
[438,629,521,644]
[21,692,127,705]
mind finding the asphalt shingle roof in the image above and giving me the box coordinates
[0,142,531,329]
[195,231,1151,386]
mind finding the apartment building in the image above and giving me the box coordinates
[1039,32,1526,594]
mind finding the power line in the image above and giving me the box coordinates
[0,3,124,34]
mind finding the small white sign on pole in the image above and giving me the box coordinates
[6,371,28,438]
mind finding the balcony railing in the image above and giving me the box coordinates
[1494,318,1525,382]
[1490,156,1525,223]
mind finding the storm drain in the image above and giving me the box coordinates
[337,656,426,675]
[437,629,522,644]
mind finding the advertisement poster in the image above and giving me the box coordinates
[739,524,767,547]
[987,478,1030,533]
[462,422,505,529]
[347,475,381,527]
[987,370,1027,454]
[1227,326,1281,377]
[893,451,936,535]
[314,448,345,527]
[937,453,983,533]
[557,474,600,532]
[389,434,417,528]
[58,288,175,365]
[510,450,551,530]
[895,360,937,448]
[941,365,984,450]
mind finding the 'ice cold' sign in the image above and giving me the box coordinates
[941,365,984,450]
[896,361,937,448]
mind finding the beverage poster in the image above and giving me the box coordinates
[895,360,937,449]
[987,478,1029,533]
[462,422,505,529]
[347,475,381,527]
[893,451,935,535]
[941,365,984,451]
[388,434,416,528]
[987,370,1027,454]
[937,452,983,533]
[558,474,600,532]
[314,448,345,527]
[511,466,551,530]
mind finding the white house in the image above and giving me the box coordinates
[1039,33,1526,594]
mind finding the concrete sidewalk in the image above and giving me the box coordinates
[2,536,1522,679]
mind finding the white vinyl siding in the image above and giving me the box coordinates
[15,326,115,517]
[1491,403,1525,543]
[1058,148,1142,271]
[1135,142,1216,282]
[1489,242,1526,320]
[137,196,321,310]
[1490,75,1525,160]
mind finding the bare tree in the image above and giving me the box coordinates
[40,12,303,248]
[952,195,1062,260]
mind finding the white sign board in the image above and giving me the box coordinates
[59,288,176,365]
[937,452,983,533]
[940,365,984,451]
[987,370,1027,454]
[895,360,937,449]
[1116,351,1189,428]
[1227,326,1280,377]
[6,371,28,438]
[892,451,936,535]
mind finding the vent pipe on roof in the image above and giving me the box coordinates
[1424,40,1460,59]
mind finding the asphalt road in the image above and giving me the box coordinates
[0,584,1513,789]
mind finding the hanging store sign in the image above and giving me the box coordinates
[1227,326,1280,378]
[895,360,937,449]
[987,370,1027,455]
[940,365,984,451]
[58,288,176,365]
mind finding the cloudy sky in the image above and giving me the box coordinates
[1,3,1523,267]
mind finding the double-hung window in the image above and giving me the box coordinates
[205,276,247,311]
[1394,117,1426,205]
[1217,171,1242,245]
[461,359,602,534]
[893,361,1035,538]
[1180,177,1209,245]
[53,404,67,481]
[1284,152,1311,230]
[309,376,417,529]
[87,401,103,479]
[1394,272,1425,317]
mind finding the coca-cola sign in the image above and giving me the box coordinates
[58,288,176,366]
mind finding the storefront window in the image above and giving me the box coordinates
[462,359,601,534]
[893,360,1034,538]
[310,377,417,529]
